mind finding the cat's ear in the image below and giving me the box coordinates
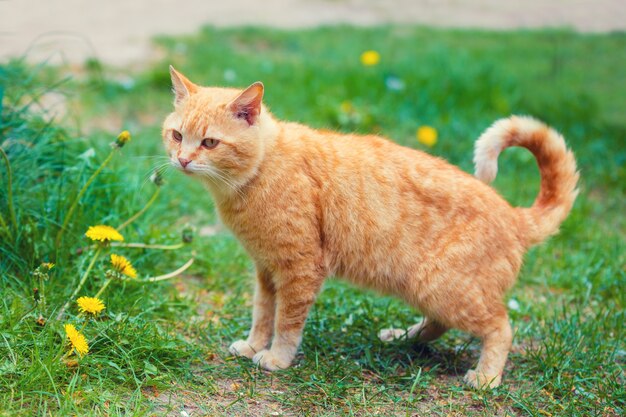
[169,65,198,106]
[229,82,264,126]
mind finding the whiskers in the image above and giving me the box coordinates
[140,156,174,190]
[190,164,248,201]
[139,155,249,202]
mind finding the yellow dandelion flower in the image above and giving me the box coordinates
[85,225,124,242]
[360,50,380,66]
[41,262,55,270]
[77,296,105,315]
[110,254,137,278]
[116,130,131,147]
[64,323,89,356]
[340,101,353,113]
[417,126,438,147]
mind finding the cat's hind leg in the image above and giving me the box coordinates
[463,312,512,389]
[378,317,448,343]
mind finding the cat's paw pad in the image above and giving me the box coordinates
[463,369,502,389]
[378,328,407,342]
[252,349,291,371]
[228,340,257,359]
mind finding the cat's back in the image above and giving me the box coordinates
[271,122,512,217]
[276,122,437,176]
[277,122,485,200]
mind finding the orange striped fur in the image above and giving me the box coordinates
[162,67,579,388]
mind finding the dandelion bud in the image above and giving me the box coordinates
[150,169,165,187]
[32,265,51,281]
[182,225,195,244]
[63,358,79,368]
[115,130,131,148]
[41,262,55,270]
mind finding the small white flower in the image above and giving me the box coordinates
[174,43,188,54]
[507,298,520,311]
[117,76,135,90]
[385,75,405,91]
[78,148,96,161]
[223,69,237,82]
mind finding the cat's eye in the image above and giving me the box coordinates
[172,130,182,142]
[201,138,220,149]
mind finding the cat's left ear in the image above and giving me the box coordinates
[229,82,264,126]
[169,65,198,106]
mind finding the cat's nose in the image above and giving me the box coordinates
[178,157,191,168]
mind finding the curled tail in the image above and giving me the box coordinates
[474,115,579,246]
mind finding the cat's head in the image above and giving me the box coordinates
[162,66,275,189]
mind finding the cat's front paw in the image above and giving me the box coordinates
[252,349,292,371]
[228,340,257,359]
[463,369,502,389]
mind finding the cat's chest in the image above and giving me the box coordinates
[216,201,253,234]
[213,183,318,266]
[215,198,274,253]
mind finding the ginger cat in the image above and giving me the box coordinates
[162,66,578,388]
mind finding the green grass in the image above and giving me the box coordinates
[1,26,625,416]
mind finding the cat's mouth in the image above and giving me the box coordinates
[179,166,197,176]
[171,159,195,175]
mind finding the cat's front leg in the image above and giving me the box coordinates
[252,269,324,371]
[229,268,275,359]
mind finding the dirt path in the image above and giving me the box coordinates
[1,0,625,66]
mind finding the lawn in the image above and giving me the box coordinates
[0,26,624,416]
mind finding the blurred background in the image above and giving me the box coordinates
[2,0,625,66]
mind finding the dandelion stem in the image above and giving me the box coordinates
[55,149,117,248]
[0,146,16,238]
[94,278,112,299]
[143,254,195,282]
[113,242,185,250]
[56,246,103,320]
[38,273,46,313]
[0,211,9,239]
[76,241,185,254]
[117,187,161,231]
